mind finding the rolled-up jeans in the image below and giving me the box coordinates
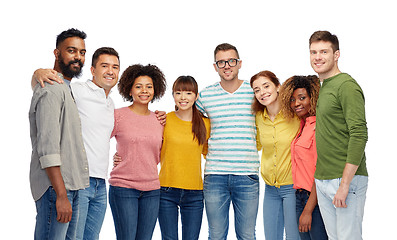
[315,175,368,240]
[203,174,259,240]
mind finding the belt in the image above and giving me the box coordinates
[296,188,311,196]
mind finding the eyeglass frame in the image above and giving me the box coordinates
[214,58,240,69]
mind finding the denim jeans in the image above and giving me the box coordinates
[34,186,79,240]
[203,174,259,240]
[263,184,300,240]
[76,177,107,240]
[109,185,160,240]
[295,189,328,240]
[158,187,204,240]
[315,175,368,240]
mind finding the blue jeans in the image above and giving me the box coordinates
[109,185,160,240]
[76,177,107,240]
[203,174,259,240]
[34,187,79,240]
[295,189,328,240]
[158,187,204,240]
[263,184,300,240]
[315,176,368,240]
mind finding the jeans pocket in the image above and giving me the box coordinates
[245,174,259,183]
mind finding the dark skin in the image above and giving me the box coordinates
[42,36,86,223]
[46,167,72,223]
[290,88,318,232]
[31,69,167,125]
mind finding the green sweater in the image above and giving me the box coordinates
[314,73,368,180]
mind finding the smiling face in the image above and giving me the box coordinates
[173,90,197,111]
[91,54,120,96]
[290,88,311,119]
[252,76,280,107]
[213,50,242,82]
[55,36,86,80]
[129,76,154,106]
[310,40,340,81]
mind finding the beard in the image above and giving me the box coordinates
[58,55,84,79]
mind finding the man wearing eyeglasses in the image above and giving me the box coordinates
[196,43,260,240]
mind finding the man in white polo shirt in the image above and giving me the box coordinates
[71,47,120,240]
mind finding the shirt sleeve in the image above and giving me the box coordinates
[202,117,211,158]
[196,93,208,117]
[111,109,118,138]
[35,89,63,169]
[339,80,368,166]
[255,113,263,151]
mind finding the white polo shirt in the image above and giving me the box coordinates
[71,80,114,179]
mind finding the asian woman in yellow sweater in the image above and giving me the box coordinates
[158,76,210,240]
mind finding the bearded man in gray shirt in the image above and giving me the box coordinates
[29,28,89,240]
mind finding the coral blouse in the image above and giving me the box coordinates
[290,116,317,191]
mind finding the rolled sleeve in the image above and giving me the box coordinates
[39,154,61,169]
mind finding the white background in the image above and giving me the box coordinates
[1,0,396,239]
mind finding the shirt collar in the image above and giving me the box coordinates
[262,108,283,120]
[86,79,112,95]
[57,73,70,86]
[305,115,316,125]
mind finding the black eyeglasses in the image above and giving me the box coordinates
[215,58,240,68]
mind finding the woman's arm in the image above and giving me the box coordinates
[299,183,318,232]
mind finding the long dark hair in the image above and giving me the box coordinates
[172,76,207,145]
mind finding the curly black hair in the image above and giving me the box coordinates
[118,64,167,102]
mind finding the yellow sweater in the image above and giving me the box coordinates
[159,112,210,190]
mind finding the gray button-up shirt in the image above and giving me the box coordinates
[29,74,89,201]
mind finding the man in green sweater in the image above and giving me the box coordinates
[309,30,368,239]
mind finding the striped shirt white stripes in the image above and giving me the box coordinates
[196,81,259,175]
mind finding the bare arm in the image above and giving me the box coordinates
[333,163,359,208]
[299,183,318,232]
[45,166,72,223]
[31,68,63,89]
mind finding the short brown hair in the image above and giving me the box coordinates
[250,70,280,114]
[91,47,119,67]
[309,30,339,52]
[214,43,240,61]
[118,64,166,102]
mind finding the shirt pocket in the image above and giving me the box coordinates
[295,130,316,163]
[295,136,314,149]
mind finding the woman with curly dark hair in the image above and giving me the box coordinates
[108,64,166,240]
[280,75,328,240]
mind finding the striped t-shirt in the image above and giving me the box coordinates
[196,81,259,175]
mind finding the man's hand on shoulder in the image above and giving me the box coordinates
[31,68,63,89]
